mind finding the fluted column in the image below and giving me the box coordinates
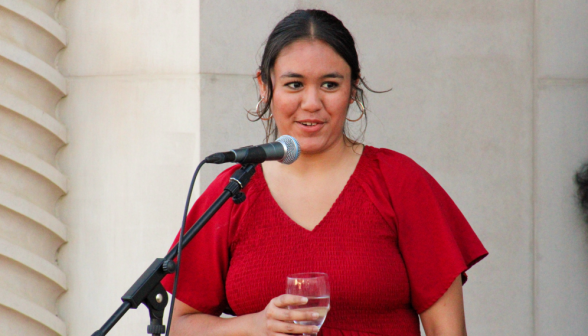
[0,0,67,335]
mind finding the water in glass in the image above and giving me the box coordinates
[286,273,330,336]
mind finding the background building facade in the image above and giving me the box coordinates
[0,1,587,335]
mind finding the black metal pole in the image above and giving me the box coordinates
[91,302,131,336]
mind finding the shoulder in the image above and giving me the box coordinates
[363,145,427,179]
[359,146,446,204]
[201,165,243,196]
[200,165,266,207]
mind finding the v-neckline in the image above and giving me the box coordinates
[257,146,368,233]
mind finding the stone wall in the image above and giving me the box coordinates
[0,1,586,335]
[0,0,67,335]
[200,2,535,333]
[56,1,201,335]
[533,0,588,334]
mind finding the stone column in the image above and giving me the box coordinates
[56,1,200,335]
[0,0,68,335]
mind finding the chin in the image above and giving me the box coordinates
[298,141,332,155]
[297,142,320,154]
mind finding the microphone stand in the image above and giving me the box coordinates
[91,164,257,336]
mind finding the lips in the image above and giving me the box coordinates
[300,121,318,126]
[296,120,325,132]
[296,119,324,126]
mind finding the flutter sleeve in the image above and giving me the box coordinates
[161,165,241,316]
[376,149,488,314]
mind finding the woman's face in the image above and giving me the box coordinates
[259,39,355,155]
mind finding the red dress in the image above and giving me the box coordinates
[162,146,488,336]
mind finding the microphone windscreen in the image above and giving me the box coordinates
[276,135,300,164]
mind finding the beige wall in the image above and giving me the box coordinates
[184,1,588,334]
[0,0,586,335]
[201,2,534,334]
[0,0,67,334]
[56,1,200,335]
[534,0,588,334]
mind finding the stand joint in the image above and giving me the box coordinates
[144,283,168,336]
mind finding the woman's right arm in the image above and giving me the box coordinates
[170,295,321,336]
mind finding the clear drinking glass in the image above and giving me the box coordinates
[286,272,330,336]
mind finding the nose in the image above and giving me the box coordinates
[300,87,322,112]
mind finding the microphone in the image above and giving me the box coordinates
[205,135,300,165]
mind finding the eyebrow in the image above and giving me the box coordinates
[322,72,344,79]
[280,72,303,79]
[279,72,345,79]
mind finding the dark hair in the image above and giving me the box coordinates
[576,161,588,222]
[250,9,381,142]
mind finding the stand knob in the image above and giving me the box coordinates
[232,192,246,204]
[147,324,166,335]
[162,260,176,273]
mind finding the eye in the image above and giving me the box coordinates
[286,82,303,90]
[322,81,339,90]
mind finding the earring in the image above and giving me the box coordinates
[346,99,365,122]
[256,97,273,121]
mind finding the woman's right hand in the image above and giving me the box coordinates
[252,294,321,336]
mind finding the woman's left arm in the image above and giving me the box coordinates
[420,275,467,336]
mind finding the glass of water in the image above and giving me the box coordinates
[286,272,330,336]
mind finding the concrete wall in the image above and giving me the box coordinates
[534,0,588,334]
[56,1,200,335]
[200,2,534,334]
[199,3,588,334]
[0,0,67,334]
[0,0,585,335]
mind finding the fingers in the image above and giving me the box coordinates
[266,319,320,335]
[272,294,308,308]
[268,295,318,322]
[262,294,323,335]
[266,304,319,322]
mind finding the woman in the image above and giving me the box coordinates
[162,9,487,336]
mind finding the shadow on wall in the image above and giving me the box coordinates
[576,161,588,223]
